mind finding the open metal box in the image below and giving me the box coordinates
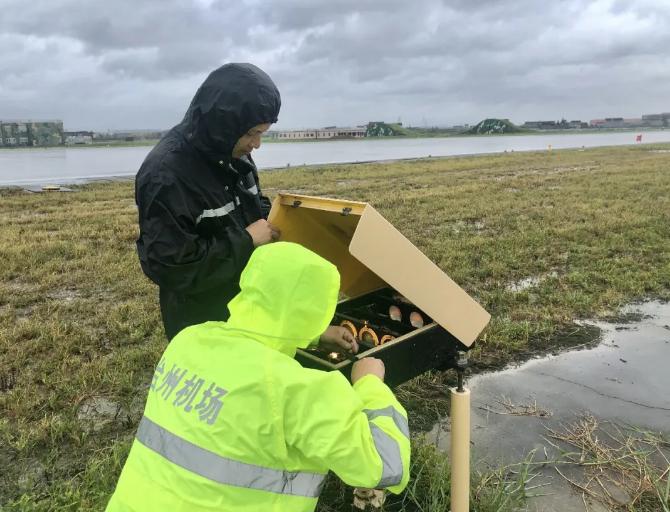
[268,193,491,387]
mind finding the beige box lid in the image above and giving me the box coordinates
[268,193,490,346]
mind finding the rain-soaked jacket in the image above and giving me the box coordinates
[135,63,281,340]
[106,242,410,511]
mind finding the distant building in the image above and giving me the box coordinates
[641,113,670,127]
[568,120,589,129]
[93,130,167,142]
[523,120,588,130]
[0,120,64,147]
[269,126,367,140]
[64,131,94,145]
[590,117,645,129]
[522,120,558,129]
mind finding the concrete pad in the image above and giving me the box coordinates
[430,301,670,511]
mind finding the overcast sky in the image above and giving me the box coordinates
[1,0,668,131]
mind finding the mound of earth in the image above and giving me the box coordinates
[467,118,522,134]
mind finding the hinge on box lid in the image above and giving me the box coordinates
[341,207,352,216]
[292,200,302,208]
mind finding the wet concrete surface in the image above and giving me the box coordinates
[430,301,670,511]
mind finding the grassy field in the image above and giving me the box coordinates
[0,144,669,510]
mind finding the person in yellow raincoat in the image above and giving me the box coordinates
[106,241,410,511]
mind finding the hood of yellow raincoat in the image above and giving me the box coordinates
[225,242,340,357]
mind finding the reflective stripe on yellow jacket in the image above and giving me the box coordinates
[106,241,410,511]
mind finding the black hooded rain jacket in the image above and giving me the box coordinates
[135,63,281,339]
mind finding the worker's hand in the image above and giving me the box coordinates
[245,219,280,247]
[351,358,385,384]
[318,325,359,355]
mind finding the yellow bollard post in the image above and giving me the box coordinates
[450,385,470,512]
[450,351,471,512]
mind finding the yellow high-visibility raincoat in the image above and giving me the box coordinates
[106,241,410,511]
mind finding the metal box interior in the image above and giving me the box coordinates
[297,287,469,388]
[268,193,490,387]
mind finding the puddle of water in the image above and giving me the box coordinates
[22,186,75,193]
[449,219,486,234]
[507,272,558,292]
[46,289,81,302]
[429,300,670,511]
[5,280,39,293]
[77,394,145,432]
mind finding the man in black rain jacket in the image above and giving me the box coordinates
[135,63,359,353]
[136,63,282,340]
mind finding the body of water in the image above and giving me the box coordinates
[1,130,669,187]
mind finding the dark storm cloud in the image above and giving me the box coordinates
[0,0,248,79]
[0,0,668,130]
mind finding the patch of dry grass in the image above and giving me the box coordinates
[478,395,553,418]
[546,415,670,511]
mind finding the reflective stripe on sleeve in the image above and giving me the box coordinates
[364,407,409,439]
[195,202,236,225]
[247,184,259,195]
[369,424,404,488]
[136,416,326,498]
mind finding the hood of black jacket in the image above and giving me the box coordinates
[175,63,281,165]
